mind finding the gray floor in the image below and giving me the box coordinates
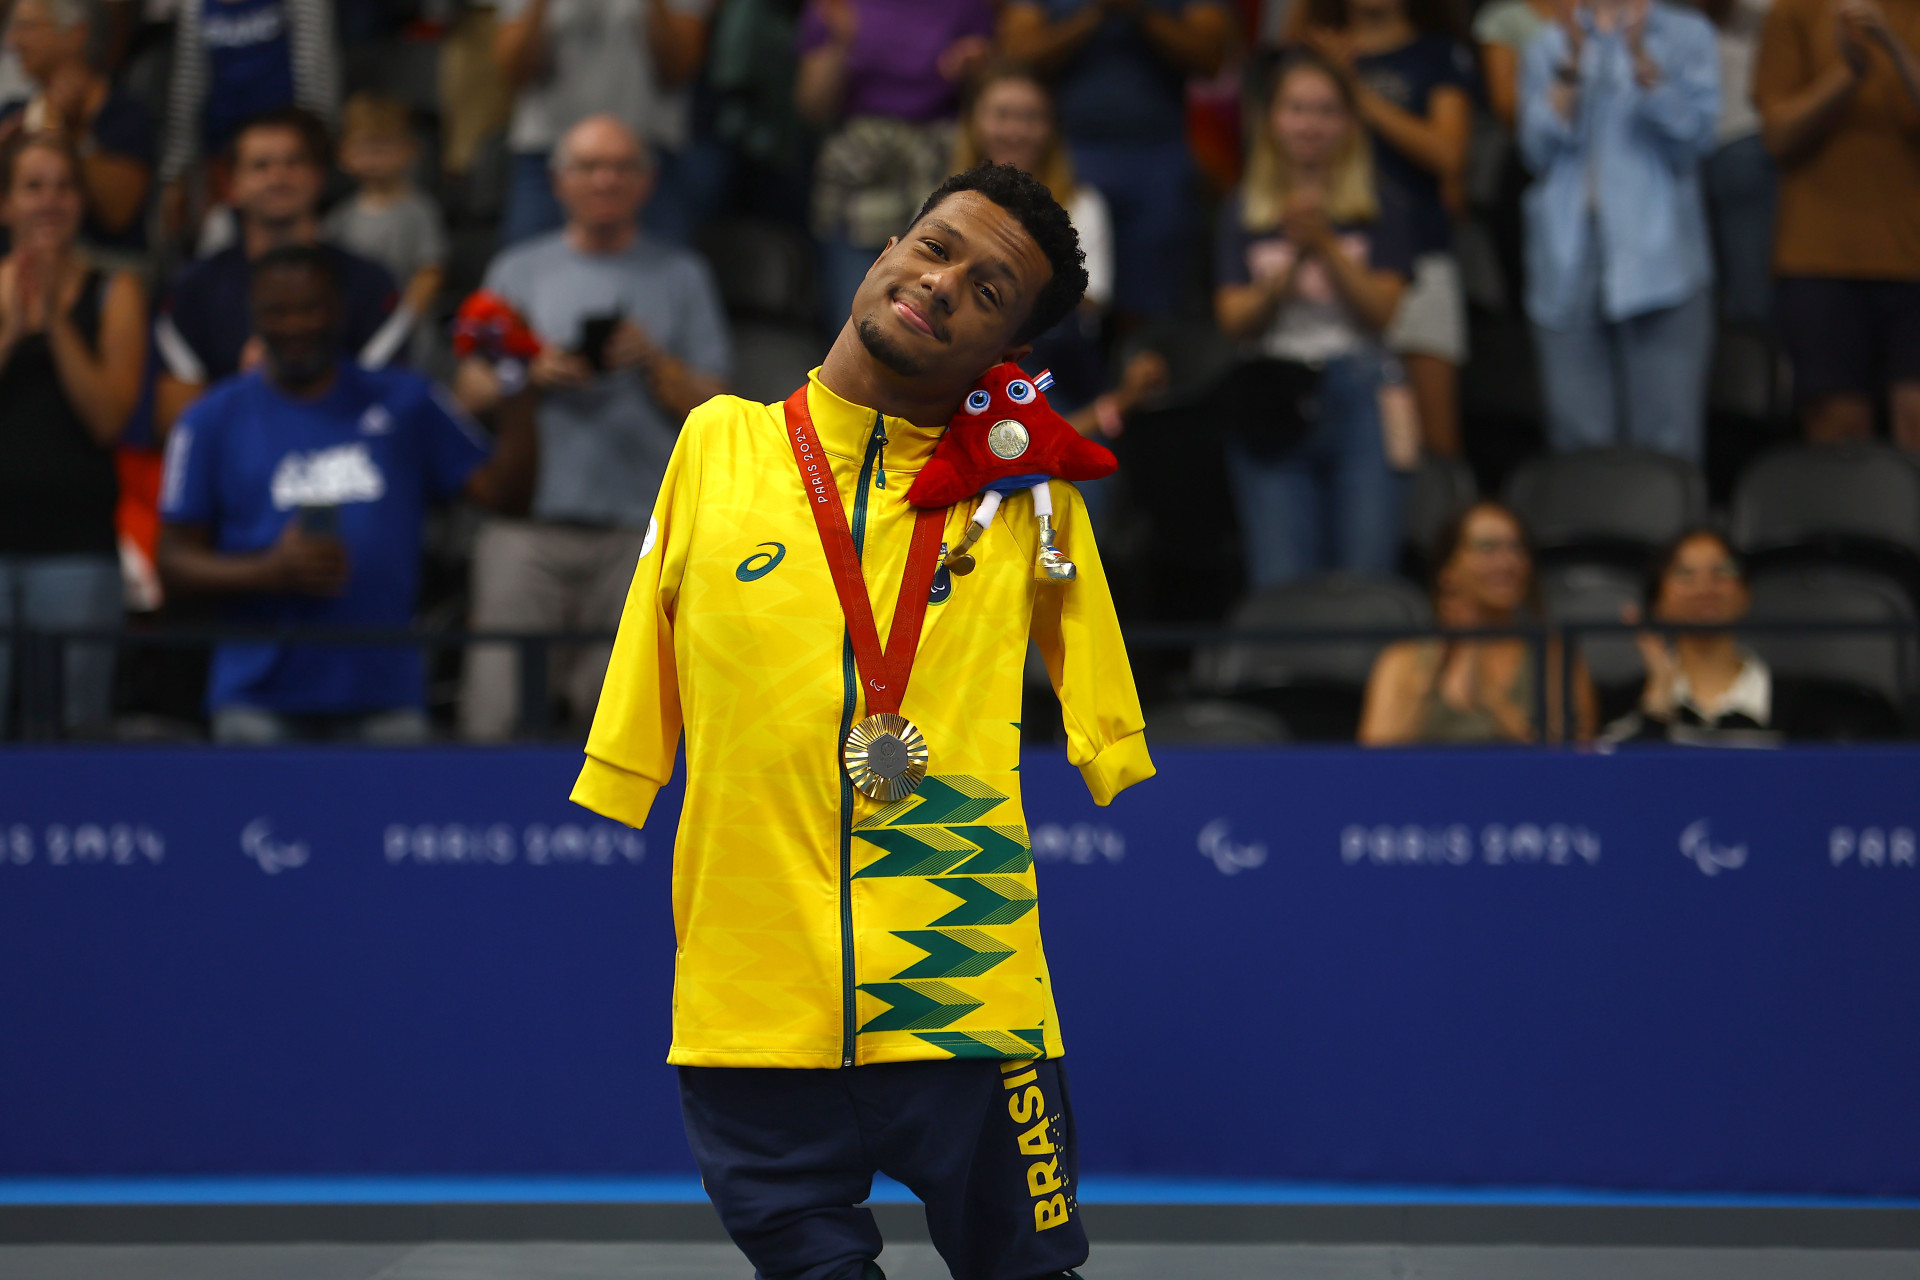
[4,1243,1919,1279]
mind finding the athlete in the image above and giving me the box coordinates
[573,162,1154,1280]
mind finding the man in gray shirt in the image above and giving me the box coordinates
[458,114,731,740]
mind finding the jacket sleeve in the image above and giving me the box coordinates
[570,408,705,827]
[1030,481,1155,805]
[1632,15,1720,165]
[1518,27,1580,173]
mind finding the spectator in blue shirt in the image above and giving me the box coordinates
[156,244,535,744]
[1000,0,1234,321]
[153,108,398,439]
[1519,0,1719,464]
[1,0,157,262]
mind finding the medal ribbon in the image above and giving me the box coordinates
[783,387,946,719]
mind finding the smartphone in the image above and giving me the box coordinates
[576,312,622,372]
[298,504,339,539]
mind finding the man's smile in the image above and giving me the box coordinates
[889,289,945,342]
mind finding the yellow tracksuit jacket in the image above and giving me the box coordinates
[572,371,1154,1068]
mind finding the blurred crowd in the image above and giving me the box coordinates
[0,0,1916,746]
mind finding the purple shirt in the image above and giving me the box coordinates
[797,0,994,122]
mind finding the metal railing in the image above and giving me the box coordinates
[3,618,1916,743]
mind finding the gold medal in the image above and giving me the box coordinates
[843,712,930,801]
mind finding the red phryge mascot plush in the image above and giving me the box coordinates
[907,362,1116,582]
[451,289,541,393]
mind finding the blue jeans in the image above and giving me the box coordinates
[1067,138,1192,319]
[1533,240,1714,464]
[1224,354,1402,590]
[0,554,122,736]
[501,147,696,250]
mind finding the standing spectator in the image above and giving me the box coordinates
[1703,0,1774,326]
[156,244,536,744]
[1755,0,1920,448]
[1,0,157,265]
[1000,0,1234,322]
[457,115,730,741]
[492,0,714,249]
[1519,0,1719,464]
[1213,51,1410,588]
[323,93,447,367]
[157,0,339,244]
[153,108,397,437]
[952,61,1169,526]
[1306,0,1476,457]
[1360,500,1596,742]
[795,0,993,331]
[0,132,146,736]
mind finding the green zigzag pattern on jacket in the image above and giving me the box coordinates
[915,1027,1048,1058]
[927,876,1037,926]
[890,928,1017,978]
[857,980,984,1032]
[854,776,1031,879]
[856,776,1008,830]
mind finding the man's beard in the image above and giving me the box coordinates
[855,313,925,378]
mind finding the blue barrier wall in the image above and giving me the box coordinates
[1,746,1916,1194]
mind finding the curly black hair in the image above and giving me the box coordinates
[911,163,1089,345]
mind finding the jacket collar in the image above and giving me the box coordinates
[803,368,946,473]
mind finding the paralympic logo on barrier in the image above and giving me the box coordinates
[1198,819,1268,876]
[241,818,309,875]
[1679,819,1747,877]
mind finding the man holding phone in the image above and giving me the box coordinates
[456,113,732,740]
[156,245,537,743]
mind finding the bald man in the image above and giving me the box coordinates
[458,115,732,739]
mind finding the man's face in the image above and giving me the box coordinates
[230,126,324,228]
[849,190,1051,393]
[5,0,84,85]
[253,264,341,390]
[553,123,652,236]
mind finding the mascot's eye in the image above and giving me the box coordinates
[965,389,992,414]
[1007,379,1035,404]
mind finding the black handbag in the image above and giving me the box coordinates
[1214,357,1324,459]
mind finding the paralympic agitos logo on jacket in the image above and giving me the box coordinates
[736,539,953,604]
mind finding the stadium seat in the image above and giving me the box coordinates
[1539,562,1645,713]
[1504,448,1708,563]
[1402,453,1478,575]
[1142,699,1289,744]
[1193,574,1433,739]
[1730,444,1920,598]
[1745,565,1917,737]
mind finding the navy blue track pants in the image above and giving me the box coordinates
[679,1057,1088,1280]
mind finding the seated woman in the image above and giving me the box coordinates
[1214,50,1411,589]
[1603,528,1780,746]
[1360,500,1596,743]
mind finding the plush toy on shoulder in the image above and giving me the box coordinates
[906,362,1117,582]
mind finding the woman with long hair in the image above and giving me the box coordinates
[1214,50,1410,587]
[0,131,147,736]
[1303,0,1476,460]
[1360,500,1597,742]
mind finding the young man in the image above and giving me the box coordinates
[154,108,400,438]
[157,245,535,743]
[574,164,1153,1279]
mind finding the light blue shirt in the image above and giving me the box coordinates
[1519,3,1719,329]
